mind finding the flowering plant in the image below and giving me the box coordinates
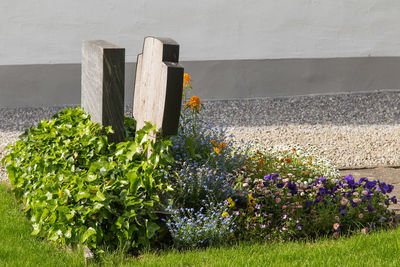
[165,202,236,249]
[163,73,398,249]
[228,172,397,241]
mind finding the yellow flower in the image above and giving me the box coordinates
[248,194,255,202]
[213,147,221,154]
[227,197,235,208]
[58,188,63,198]
[222,212,229,218]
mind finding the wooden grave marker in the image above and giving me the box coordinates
[133,37,184,138]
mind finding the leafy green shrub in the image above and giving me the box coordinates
[2,107,173,253]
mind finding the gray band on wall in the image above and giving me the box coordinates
[1,57,400,107]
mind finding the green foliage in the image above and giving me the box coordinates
[2,107,173,254]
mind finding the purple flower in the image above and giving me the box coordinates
[297,225,303,231]
[318,177,327,185]
[367,205,374,212]
[364,181,377,190]
[379,217,387,223]
[264,174,273,180]
[344,175,355,186]
[305,201,313,208]
[287,181,297,194]
[391,196,397,204]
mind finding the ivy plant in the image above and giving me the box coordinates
[2,107,173,254]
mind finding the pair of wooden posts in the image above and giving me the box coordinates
[81,37,184,142]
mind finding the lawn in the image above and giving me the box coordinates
[0,182,84,266]
[1,182,399,267]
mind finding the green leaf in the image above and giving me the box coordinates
[146,222,160,239]
[76,191,90,201]
[80,227,96,243]
[31,223,40,236]
[127,169,141,195]
[94,190,106,202]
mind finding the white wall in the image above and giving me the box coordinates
[1,0,400,65]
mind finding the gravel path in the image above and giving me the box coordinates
[1,90,400,182]
[201,90,400,169]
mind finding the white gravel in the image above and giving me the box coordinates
[0,131,23,183]
[1,91,400,182]
[227,124,400,169]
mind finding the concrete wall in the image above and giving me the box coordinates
[1,1,400,106]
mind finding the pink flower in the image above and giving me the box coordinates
[243,183,249,187]
[361,227,369,234]
[333,223,340,230]
[310,209,316,214]
[341,198,348,206]
[275,198,281,204]
[353,192,359,196]
[283,178,289,183]
[297,205,303,209]
[282,205,287,209]
[362,190,368,196]
[335,216,340,221]
[358,213,364,219]
[353,198,360,203]
[287,193,292,197]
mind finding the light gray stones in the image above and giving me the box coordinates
[81,40,125,142]
[133,37,184,137]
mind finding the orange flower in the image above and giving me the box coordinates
[218,141,227,149]
[213,147,221,154]
[183,73,191,87]
[183,73,191,82]
[185,95,203,112]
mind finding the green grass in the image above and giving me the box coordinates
[98,229,400,266]
[0,182,85,266]
[1,181,400,266]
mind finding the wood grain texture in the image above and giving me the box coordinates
[133,37,183,137]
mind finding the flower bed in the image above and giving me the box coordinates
[2,73,398,255]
